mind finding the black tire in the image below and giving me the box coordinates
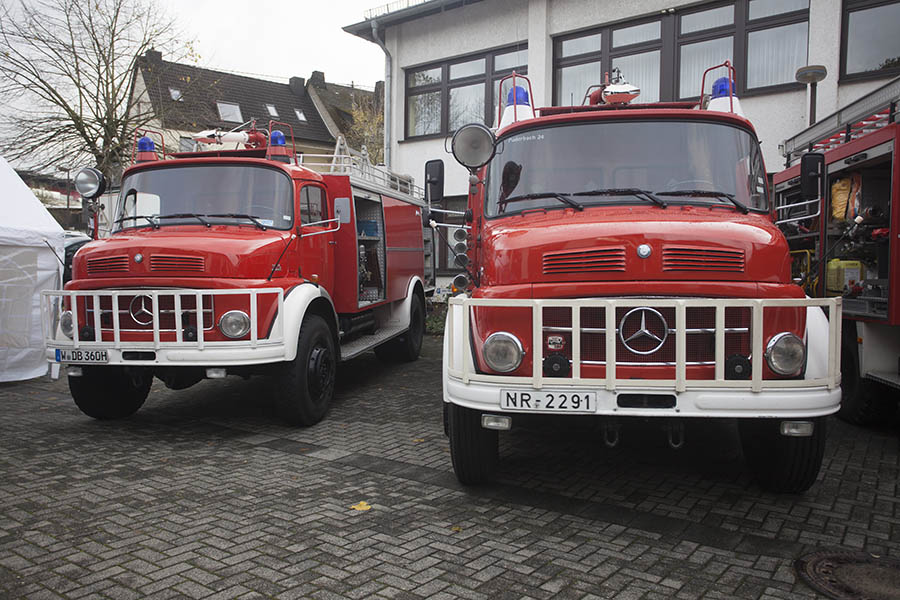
[374,294,425,363]
[275,314,336,426]
[739,417,826,493]
[68,366,151,420]
[448,403,498,485]
[838,338,895,425]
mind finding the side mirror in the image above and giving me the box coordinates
[799,152,824,200]
[424,159,444,204]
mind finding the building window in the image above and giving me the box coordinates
[842,0,900,79]
[553,1,809,105]
[266,104,278,117]
[404,45,527,139]
[216,101,243,123]
[294,109,306,122]
[169,88,183,101]
[178,137,196,152]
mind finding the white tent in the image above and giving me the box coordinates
[0,156,64,381]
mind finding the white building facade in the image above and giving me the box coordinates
[346,0,900,271]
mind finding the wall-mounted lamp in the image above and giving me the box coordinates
[795,65,827,126]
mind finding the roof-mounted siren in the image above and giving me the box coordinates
[588,68,640,105]
[131,128,165,164]
[496,71,535,130]
[267,130,291,163]
[136,136,157,162]
[700,60,745,117]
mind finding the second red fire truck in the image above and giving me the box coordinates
[436,65,842,493]
[43,123,429,426]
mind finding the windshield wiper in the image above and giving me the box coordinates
[572,188,667,208]
[114,214,159,229]
[156,213,212,227]
[655,190,749,214]
[500,192,584,211]
[207,213,268,230]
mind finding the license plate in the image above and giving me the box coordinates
[54,349,109,363]
[501,389,595,413]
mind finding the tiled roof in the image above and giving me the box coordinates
[308,72,381,136]
[137,53,334,145]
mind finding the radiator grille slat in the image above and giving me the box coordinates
[150,255,205,272]
[663,247,745,272]
[543,247,626,274]
[86,256,129,274]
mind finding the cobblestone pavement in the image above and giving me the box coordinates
[1,334,898,599]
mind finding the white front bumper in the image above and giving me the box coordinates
[445,375,841,419]
[46,343,287,367]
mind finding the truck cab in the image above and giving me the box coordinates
[439,67,841,493]
[44,124,428,425]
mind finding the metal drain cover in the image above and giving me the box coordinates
[795,550,900,600]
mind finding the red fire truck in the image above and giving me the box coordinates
[434,65,841,493]
[774,76,900,425]
[43,122,428,426]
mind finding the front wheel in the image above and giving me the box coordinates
[275,314,337,426]
[68,366,152,419]
[448,403,498,485]
[739,417,826,493]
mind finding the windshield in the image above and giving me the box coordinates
[115,165,293,231]
[486,120,768,217]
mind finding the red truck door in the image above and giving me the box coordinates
[298,183,335,294]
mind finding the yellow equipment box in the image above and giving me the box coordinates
[826,259,866,296]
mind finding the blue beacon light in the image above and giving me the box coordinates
[137,136,155,152]
[270,130,286,146]
[711,77,735,99]
[507,85,529,106]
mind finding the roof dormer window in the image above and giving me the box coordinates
[295,109,307,122]
[266,104,278,117]
[217,101,243,123]
[169,88,183,101]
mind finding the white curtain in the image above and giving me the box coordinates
[613,51,660,102]
[747,22,808,89]
[679,37,733,98]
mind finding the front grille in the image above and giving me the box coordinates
[542,305,751,367]
[80,293,214,332]
[662,247,745,272]
[150,255,205,272]
[543,247,626,275]
[86,256,129,274]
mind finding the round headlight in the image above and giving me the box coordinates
[483,331,524,373]
[60,310,74,339]
[451,123,496,169]
[765,332,806,375]
[218,310,251,339]
[74,167,106,199]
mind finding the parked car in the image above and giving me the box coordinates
[63,231,91,284]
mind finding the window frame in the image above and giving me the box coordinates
[298,183,328,226]
[403,43,528,141]
[216,101,243,123]
[840,0,900,82]
[552,0,810,105]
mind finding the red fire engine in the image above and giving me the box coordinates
[774,76,900,425]
[43,121,428,426]
[433,64,841,493]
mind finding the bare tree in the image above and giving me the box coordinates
[346,93,385,165]
[0,0,188,178]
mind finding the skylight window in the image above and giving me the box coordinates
[266,104,278,117]
[295,109,307,122]
[217,101,243,123]
[169,88,183,101]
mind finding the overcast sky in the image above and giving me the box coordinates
[157,0,389,89]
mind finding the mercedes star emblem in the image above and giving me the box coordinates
[128,294,154,326]
[619,307,669,355]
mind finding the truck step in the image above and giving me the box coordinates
[866,370,900,391]
[339,323,407,361]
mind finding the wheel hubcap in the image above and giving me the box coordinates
[307,343,334,397]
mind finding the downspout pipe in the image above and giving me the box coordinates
[370,20,392,169]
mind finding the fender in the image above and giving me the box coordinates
[280,283,338,361]
[443,300,474,403]
[388,275,425,330]
[805,304,837,381]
